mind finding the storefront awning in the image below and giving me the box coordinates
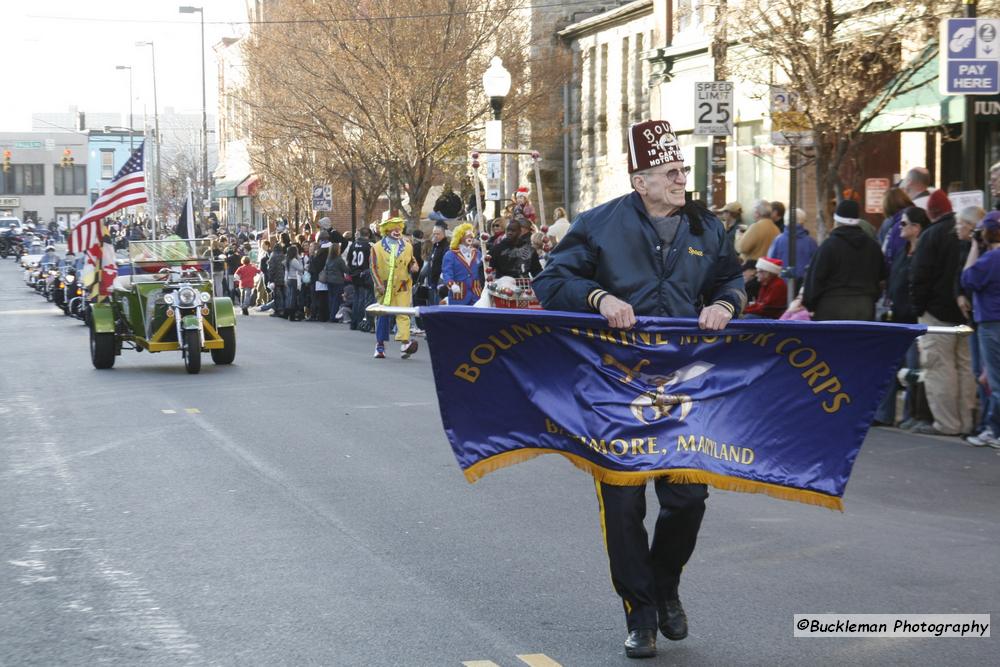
[236,175,261,198]
[863,55,965,133]
[213,177,247,199]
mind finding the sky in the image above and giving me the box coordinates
[1,0,251,131]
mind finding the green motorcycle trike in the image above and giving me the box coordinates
[89,239,236,374]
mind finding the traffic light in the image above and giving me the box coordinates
[2,150,10,173]
[61,148,74,168]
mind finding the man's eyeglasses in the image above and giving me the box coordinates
[645,165,692,182]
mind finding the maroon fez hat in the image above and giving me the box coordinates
[628,120,684,173]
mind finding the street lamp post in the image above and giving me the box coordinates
[482,56,511,219]
[136,41,161,232]
[179,5,209,215]
[115,65,133,152]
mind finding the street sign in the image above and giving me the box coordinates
[940,18,1000,95]
[770,87,813,146]
[948,189,985,211]
[864,178,890,214]
[485,154,502,201]
[311,183,332,211]
[693,81,734,136]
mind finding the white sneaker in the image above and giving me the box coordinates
[896,368,925,387]
[965,428,1000,448]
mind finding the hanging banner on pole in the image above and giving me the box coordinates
[312,184,332,211]
[770,87,814,146]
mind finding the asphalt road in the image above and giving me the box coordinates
[1,257,997,666]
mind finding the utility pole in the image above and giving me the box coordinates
[708,0,729,208]
[962,0,978,189]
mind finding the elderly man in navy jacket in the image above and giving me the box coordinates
[534,120,745,659]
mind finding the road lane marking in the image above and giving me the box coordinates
[0,309,59,315]
[462,662,501,667]
[184,408,200,414]
[517,654,563,667]
[162,409,177,414]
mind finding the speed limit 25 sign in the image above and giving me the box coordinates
[693,81,734,136]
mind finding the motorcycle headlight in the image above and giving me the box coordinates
[199,291,211,303]
[164,294,175,305]
[66,275,75,284]
[177,287,198,307]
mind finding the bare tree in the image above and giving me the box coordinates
[720,0,967,236]
[238,0,566,224]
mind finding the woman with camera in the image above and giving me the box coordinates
[960,211,1000,448]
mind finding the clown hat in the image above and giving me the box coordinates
[379,217,405,234]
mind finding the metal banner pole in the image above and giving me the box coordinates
[363,305,973,337]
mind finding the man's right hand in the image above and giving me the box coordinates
[599,295,636,329]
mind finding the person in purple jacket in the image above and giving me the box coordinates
[961,211,1000,448]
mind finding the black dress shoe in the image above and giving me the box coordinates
[624,628,656,659]
[658,598,688,640]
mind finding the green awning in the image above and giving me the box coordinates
[863,55,965,133]
[212,177,247,198]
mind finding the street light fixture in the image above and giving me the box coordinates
[136,40,161,234]
[115,65,134,152]
[179,5,209,214]
[482,56,512,120]
[482,56,511,217]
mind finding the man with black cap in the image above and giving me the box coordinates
[802,199,884,321]
[534,120,745,659]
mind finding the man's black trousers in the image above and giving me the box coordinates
[595,478,708,631]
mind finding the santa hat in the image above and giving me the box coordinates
[451,222,474,250]
[515,186,530,198]
[379,216,405,234]
[926,189,953,221]
[755,256,783,275]
[627,120,684,173]
[833,200,861,225]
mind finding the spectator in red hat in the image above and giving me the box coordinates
[909,188,976,436]
[742,257,787,318]
[803,199,885,321]
[512,186,536,224]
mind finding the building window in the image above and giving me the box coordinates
[54,165,87,195]
[586,45,597,159]
[0,164,44,195]
[677,0,703,33]
[621,36,631,154]
[100,150,115,179]
[634,32,646,124]
[598,42,608,156]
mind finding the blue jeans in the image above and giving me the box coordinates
[977,321,1000,434]
[970,328,991,432]
[272,283,285,314]
[240,288,254,309]
[328,284,344,321]
[285,282,301,318]
[352,284,374,329]
[874,340,920,424]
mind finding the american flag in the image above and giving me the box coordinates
[69,142,147,258]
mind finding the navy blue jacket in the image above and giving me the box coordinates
[534,192,745,317]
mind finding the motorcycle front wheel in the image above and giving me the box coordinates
[183,329,202,375]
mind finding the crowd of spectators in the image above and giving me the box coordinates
[725,167,1000,447]
[209,167,998,447]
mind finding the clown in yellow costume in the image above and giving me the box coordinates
[370,217,419,359]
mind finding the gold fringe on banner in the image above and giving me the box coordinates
[462,448,844,512]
